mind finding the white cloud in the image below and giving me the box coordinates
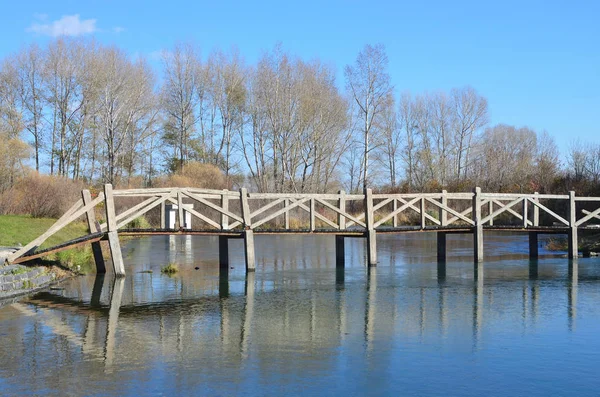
[113,26,125,34]
[27,14,97,37]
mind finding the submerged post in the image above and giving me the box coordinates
[335,235,345,267]
[364,188,377,266]
[529,232,539,259]
[473,187,483,263]
[568,191,578,259]
[240,188,255,271]
[82,189,106,274]
[104,184,125,277]
[219,235,229,270]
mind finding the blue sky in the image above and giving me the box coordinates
[2,0,599,158]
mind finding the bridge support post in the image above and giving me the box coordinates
[82,189,106,274]
[335,235,345,267]
[364,188,377,266]
[529,232,539,259]
[240,188,256,272]
[473,187,484,263]
[437,232,447,263]
[104,184,125,277]
[568,191,578,259]
[219,235,229,270]
[243,231,255,271]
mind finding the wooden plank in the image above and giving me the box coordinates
[314,198,366,228]
[374,197,420,228]
[440,190,447,227]
[221,189,229,230]
[249,198,285,219]
[397,196,440,224]
[291,198,339,229]
[12,235,104,264]
[575,206,600,226]
[489,199,533,226]
[420,197,426,229]
[530,199,569,226]
[425,197,473,226]
[310,198,315,231]
[113,187,178,196]
[116,193,175,230]
[177,190,184,228]
[252,198,310,229]
[338,190,346,230]
[104,184,118,232]
[284,198,290,229]
[533,192,539,227]
[480,197,525,225]
[183,189,243,223]
[240,188,252,228]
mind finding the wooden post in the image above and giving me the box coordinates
[529,232,538,259]
[104,184,125,277]
[219,235,229,269]
[473,187,483,263]
[488,200,494,226]
[335,235,345,268]
[177,190,184,229]
[160,201,166,229]
[221,189,229,230]
[392,198,398,228]
[364,188,377,266]
[338,190,346,230]
[240,188,255,271]
[568,191,578,259]
[82,189,105,274]
[440,190,447,227]
[310,198,315,232]
[420,197,426,229]
[533,192,539,227]
[522,198,528,228]
[437,190,447,263]
[284,198,290,229]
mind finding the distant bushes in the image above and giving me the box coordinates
[154,162,229,190]
[0,172,84,218]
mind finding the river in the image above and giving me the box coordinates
[0,233,599,396]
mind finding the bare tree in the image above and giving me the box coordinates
[161,43,200,171]
[344,43,392,190]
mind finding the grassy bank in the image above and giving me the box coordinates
[0,215,95,273]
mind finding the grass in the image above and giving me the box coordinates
[161,263,178,274]
[0,214,94,273]
[0,214,89,248]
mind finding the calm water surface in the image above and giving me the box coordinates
[1,233,599,396]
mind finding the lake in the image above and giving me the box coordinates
[1,233,599,396]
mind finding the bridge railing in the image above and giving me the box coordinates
[7,185,600,266]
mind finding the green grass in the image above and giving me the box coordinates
[0,214,89,248]
[0,214,94,273]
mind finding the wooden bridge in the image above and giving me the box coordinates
[5,185,600,275]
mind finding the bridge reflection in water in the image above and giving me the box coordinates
[1,254,590,384]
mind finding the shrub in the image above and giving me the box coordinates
[0,172,84,218]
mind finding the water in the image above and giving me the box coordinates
[1,233,599,396]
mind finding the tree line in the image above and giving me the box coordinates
[0,38,597,195]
